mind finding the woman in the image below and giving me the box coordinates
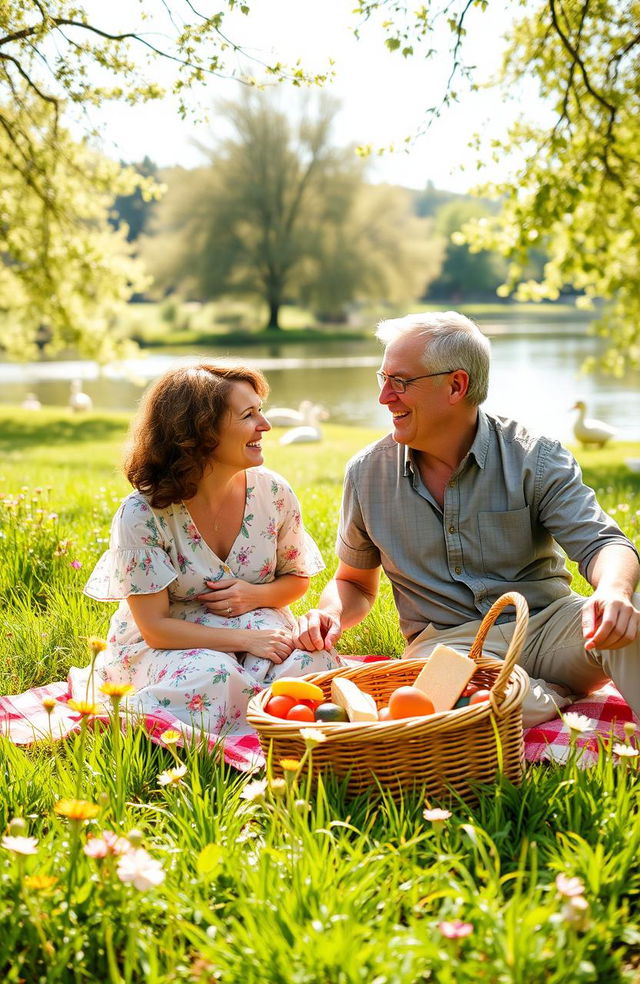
[71,364,341,750]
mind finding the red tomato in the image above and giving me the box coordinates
[462,682,479,697]
[265,695,297,719]
[286,703,316,722]
[297,698,322,710]
[388,686,435,720]
[378,706,391,721]
[469,689,491,705]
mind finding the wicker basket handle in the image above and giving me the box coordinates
[468,592,529,705]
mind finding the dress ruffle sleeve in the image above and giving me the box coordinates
[84,493,178,602]
[273,477,325,578]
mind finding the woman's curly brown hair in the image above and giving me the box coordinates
[124,364,269,508]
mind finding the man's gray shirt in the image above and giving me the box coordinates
[337,410,638,641]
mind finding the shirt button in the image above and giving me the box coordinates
[448,525,456,534]
[454,566,462,574]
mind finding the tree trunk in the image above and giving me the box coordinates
[266,298,282,331]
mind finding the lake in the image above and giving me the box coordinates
[2,316,640,445]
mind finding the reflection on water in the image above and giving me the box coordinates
[1,321,639,445]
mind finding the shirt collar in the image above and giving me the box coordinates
[402,409,490,476]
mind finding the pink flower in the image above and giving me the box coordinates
[84,831,131,858]
[2,835,39,855]
[438,920,473,939]
[555,873,585,898]
[187,693,207,712]
[116,848,165,891]
[70,559,82,570]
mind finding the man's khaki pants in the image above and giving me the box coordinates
[404,593,640,728]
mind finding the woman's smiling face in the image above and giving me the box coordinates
[212,380,271,470]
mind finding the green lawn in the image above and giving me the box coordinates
[1,407,639,982]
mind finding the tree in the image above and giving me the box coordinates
[141,94,436,328]
[427,200,506,301]
[0,2,324,357]
[352,1,640,368]
[111,157,160,243]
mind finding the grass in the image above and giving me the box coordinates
[1,406,640,982]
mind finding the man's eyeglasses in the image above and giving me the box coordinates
[376,370,457,394]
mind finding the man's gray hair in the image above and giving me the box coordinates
[375,311,490,406]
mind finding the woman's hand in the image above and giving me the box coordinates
[242,628,296,664]
[197,578,261,618]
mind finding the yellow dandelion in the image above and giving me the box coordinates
[99,682,135,699]
[159,729,181,746]
[54,799,100,821]
[41,696,58,712]
[279,758,303,772]
[67,699,100,717]
[87,637,108,657]
[24,874,57,892]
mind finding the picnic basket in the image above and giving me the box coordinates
[247,591,531,803]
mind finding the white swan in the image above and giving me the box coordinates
[572,400,616,448]
[21,393,42,411]
[279,405,329,445]
[265,400,314,427]
[69,379,93,412]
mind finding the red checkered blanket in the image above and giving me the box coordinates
[1,657,636,771]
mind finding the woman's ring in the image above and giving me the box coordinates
[226,606,232,616]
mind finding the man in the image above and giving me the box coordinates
[295,311,640,725]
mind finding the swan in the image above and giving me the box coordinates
[571,400,616,448]
[265,400,315,427]
[69,379,93,412]
[21,393,42,411]
[279,406,329,445]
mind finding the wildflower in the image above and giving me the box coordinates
[240,779,268,803]
[1,835,39,855]
[116,848,165,891]
[87,637,107,657]
[561,894,590,929]
[613,742,639,759]
[127,829,144,848]
[280,758,302,772]
[70,559,83,570]
[423,808,452,823]
[23,874,57,891]
[294,798,311,814]
[299,727,327,750]
[84,831,131,858]
[41,696,58,712]
[159,729,182,746]
[269,778,287,799]
[555,873,585,898]
[67,699,100,717]
[54,799,100,821]
[99,681,135,699]
[623,722,637,739]
[438,920,473,939]
[562,712,594,735]
[158,763,188,787]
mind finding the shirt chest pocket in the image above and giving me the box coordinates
[477,506,533,581]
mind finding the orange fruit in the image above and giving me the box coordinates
[388,686,435,719]
[286,704,316,722]
[265,695,297,719]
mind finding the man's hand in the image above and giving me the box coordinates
[582,591,640,650]
[294,609,342,652]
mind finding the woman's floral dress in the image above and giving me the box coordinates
[72,467,341,738]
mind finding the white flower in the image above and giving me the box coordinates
[116,848,165,891]
[555,873,585,898]
[299,727,327,749]
[1,835,38,855]
[562,712,594,734]
[561,894,590,929]
[423,808,452,823]
[613,742,639,758]
[240,779,268,803]
[157,763,188,787]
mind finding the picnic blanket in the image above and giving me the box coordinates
[1,656,637,771]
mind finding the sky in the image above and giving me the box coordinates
[80,0,525,193]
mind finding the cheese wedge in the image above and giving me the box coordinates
[331,677,378,722]
[412,644,476,712]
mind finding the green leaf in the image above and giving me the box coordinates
[196,843,223,877]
